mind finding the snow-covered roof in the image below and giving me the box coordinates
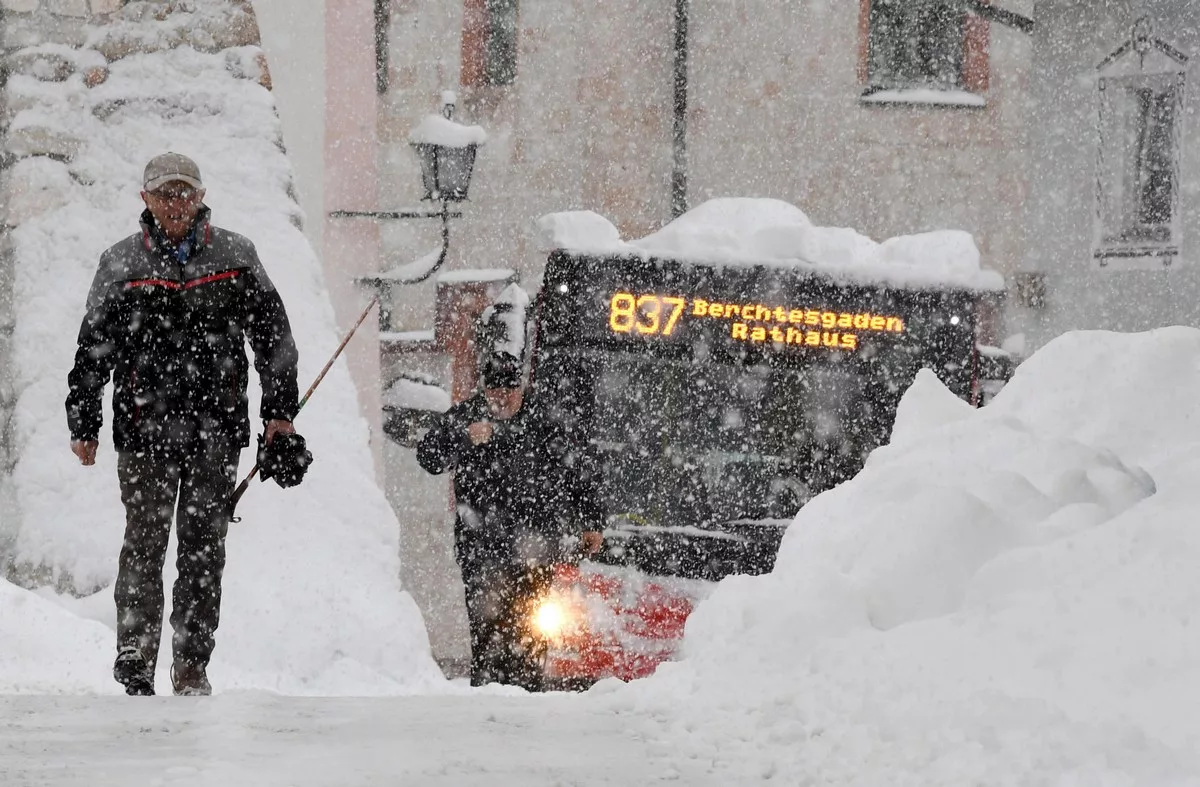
[535,198,1005,292]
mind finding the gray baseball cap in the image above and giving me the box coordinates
[143,152,203,192]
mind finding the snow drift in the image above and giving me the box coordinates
[611,327,1200,784]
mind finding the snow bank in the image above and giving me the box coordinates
[0,581,115,694]
[2,39,441,693]
[538,197,1004,291]
[609,328,1200,783]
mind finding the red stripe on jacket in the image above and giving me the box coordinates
[184,270,239,289]
[124,270,241,291]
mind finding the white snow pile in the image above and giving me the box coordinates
[534,209,624,254]
[0,581,114,694]
[382,377,450,414]
[7,43,106,80]
[378,246,444,282]
[0,37,441,691]
[537,197,1004,291]
[408,113,488,148]
[479,282,531,360]
[608,327,1200,783]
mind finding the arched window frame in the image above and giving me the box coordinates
[1093,17,1189,269]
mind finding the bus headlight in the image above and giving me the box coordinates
[532,597,570,641]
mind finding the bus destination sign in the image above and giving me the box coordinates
[608,291,906,352]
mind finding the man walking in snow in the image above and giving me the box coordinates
[66,152,301,696]
[418,349,604,689]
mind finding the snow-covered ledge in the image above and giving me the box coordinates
[860,87,988,108]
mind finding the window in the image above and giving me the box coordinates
[1093,15,1189,268]
[1096,75,1183,257]
[869,0,963,90]
[859,0,989,105]
[461,0,519,87]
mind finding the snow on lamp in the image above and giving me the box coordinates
[408,92,486,202]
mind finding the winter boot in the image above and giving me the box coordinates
[171,662,212,696]
[113,646,155,696]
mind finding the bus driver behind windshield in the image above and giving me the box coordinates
[417,351,603,688]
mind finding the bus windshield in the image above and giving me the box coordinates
[530,251,982,579]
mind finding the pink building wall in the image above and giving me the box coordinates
[323,0,384,475]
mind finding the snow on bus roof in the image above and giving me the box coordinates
[535,198,1004,292]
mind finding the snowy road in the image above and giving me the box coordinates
[0,694,737,786]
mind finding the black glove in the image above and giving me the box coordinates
[257,432,313,488]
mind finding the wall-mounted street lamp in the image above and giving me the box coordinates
[332,91,487,329]
[411,95,482,202]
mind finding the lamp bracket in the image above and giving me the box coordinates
[329,209,463,220]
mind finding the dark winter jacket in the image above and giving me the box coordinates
[417,394,603,567]
[66,208,299,452]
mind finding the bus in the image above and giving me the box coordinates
[516,246,1004,686]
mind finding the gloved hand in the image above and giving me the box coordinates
[257,431,313,488]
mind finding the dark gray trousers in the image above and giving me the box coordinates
[114,438,238,674]
[456,527,553,689]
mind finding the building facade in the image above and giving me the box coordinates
[1014,0,1200,347]
[376,1,1033,335]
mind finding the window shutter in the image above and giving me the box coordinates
[461,0,519,88]
[461,0,489,87]
[962,8,991,92]
[857,0,872,85]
